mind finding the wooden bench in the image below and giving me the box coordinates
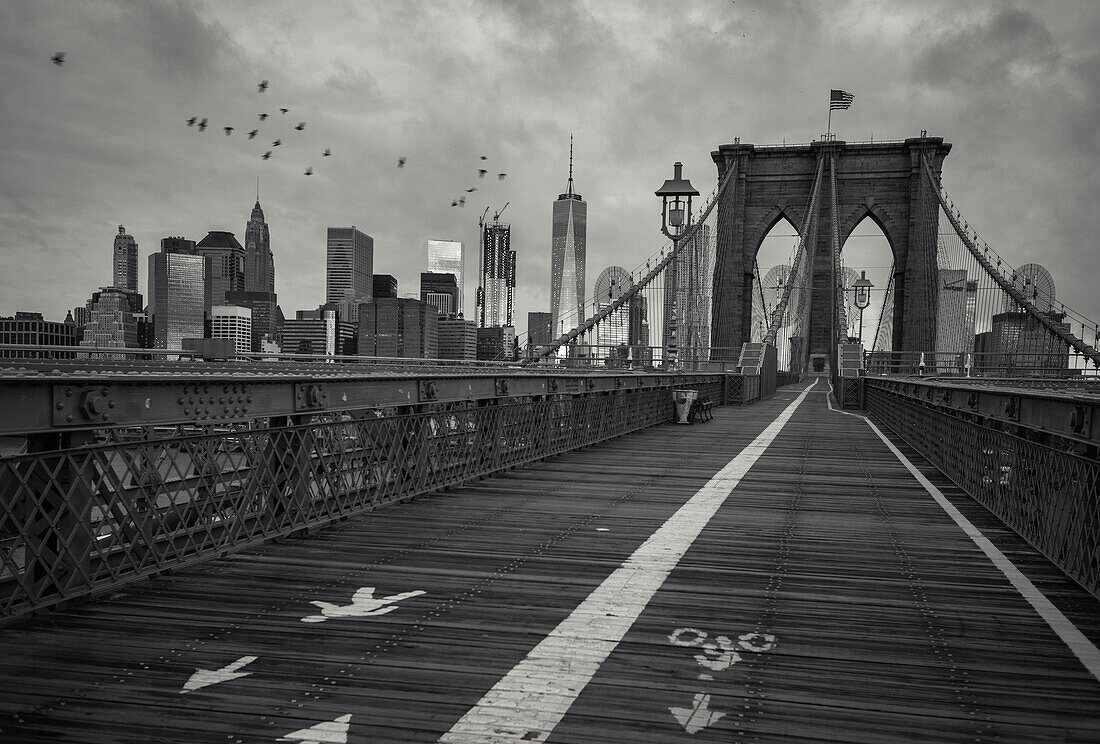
[688,397,713,423]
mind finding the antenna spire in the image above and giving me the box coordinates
[567,134,574,195]
[256,176,259,203]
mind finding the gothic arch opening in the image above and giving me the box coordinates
[841,215,894,351]
[752,215,801,366]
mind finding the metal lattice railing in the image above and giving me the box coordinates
[0,373,736,623]
[865,378,1100,598]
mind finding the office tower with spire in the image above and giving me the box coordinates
[244,193,274,293]
[550,135,587,339]
[226,195,281,351]
[113,225,138,293]
[427,239,464,316]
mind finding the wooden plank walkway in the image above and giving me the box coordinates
[1,379,1098,743]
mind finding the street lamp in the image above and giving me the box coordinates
[655,162,699,369]
[852,270,874,344]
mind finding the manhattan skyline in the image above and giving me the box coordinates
[2,1,1100,339]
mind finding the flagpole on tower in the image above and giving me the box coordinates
[827,89,854,140]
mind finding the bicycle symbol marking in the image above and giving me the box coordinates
[668,627,777,677]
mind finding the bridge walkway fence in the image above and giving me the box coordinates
[0,367,761,625]
[860,376,1100,599]
[0,380,1097,742]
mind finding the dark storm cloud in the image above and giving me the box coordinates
[2,0,1099,334]
[915,7,1059,88]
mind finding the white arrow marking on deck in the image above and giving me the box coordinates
[180,655,257,693]
[301,587,426,623]
[277,713,352,743]
[439,384,813,743]
[670,693,725,734]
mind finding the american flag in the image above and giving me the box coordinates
[830,89,854,110]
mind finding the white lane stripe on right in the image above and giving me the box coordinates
[438,383,815,744]
[827,384,1100,683]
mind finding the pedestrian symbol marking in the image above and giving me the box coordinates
[301,586,426,623]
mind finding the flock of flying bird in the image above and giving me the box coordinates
[52,52,509,205]
[182,79,330,176]
[451,155,508,208]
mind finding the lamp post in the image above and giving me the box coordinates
[655,162,699,369]
[852,270,873,344]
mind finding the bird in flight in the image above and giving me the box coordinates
[272,139,281,147]
[295,122,306,131]
[451,199,458,207]
[465,187,477,193]
[497,173,507,180]
[279,108,289,115]
[479,155,487,160]
[477,169,487,178]
[51,52,66,66]
[304,167,313,176]
[258,80,268,92]
[323,148,331,157]
[186,117,197,126]
[223,126,234,136]
[458,196,466,206]
[248,129,258,139]
[397,156,407,168]
[198,118,208,132]
[258,113,269,121]
[262,151,272,160]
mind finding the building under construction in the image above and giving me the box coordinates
[477,206,515,328]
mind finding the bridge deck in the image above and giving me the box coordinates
[2,380,1099,743]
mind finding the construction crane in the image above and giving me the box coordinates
[492,202,509,223]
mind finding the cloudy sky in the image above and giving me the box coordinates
[2,0,1098,339]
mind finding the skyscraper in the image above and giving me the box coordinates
[327,227,373,317]
[373,274,398,300]
[195,231,246,306]
[478,218,514,328]
[230,199,280,352]
[211,305,252,356]
[81,286,143,355]
[420,272,459,317]
[113,225,138,293]
[244,199,274,293]
[550,136,587,338]
[438,318,477,360]
[148,238,210,351]
[427,239,464,316]
[527,311,552,348]
[358,299,438,359]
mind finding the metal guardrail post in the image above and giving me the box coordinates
[264,414,312,530]
[23,431,94,601]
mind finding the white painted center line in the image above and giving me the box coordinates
[438,385,814,744]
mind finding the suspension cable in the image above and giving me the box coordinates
[521,157,738,365]
[920,153,1100,368]
[764,152,825,345]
